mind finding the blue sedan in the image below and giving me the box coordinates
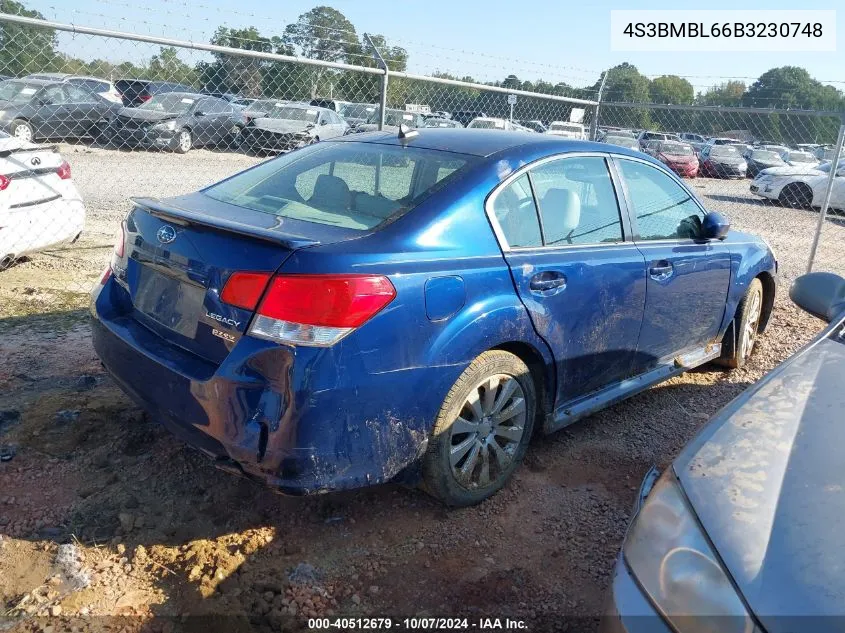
[90,129,777,506]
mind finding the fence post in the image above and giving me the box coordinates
[806,120,845,273]
[364,33,389,131]
[590,70,609,141]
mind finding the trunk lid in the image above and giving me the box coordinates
[116,193,359,364]
[0,140,66,209]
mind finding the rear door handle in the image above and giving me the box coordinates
[529,271,567,293]
[649,261,674,281]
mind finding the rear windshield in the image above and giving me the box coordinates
[605,136,637,148]
[660,142,693,155]
[258,104,318,122]
[0,81,40,105]
[139,94,196,113]
[470,119,505,129]
[203,142,476,231]
[340,103,376,119]
[751,150,782,161]
[789,152,815,163]
[711,146,740,157]
[550,123,582,132]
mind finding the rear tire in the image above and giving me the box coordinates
[779,182,812,208]
[422,350,536,506]
[717,278,763,369]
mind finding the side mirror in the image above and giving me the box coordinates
[194,110,206,117]
[790,272,845,323]
[701,211,730,240]
[320,119,328,126]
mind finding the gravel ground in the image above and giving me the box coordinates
[0,147,837,632]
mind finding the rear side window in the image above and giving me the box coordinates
[491,174,542,248]
[616,159,704,241]
[203,142,475,231]
[530,157,623,245]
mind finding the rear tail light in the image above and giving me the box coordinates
[247,274,396,347]
[140,94,152,102]
[113,223,125,258]
[221,271,272,310]
[0,175,9,191]
[56,160,71,180]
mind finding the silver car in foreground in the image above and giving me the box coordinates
[603,271,845,633]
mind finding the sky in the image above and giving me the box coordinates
[23,0,844,96]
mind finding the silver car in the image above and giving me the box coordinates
[603,271,845,633]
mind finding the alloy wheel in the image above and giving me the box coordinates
[13,124,32,142]
[449,374,527,490]
[741,289,762,361]
[179,131,191,152]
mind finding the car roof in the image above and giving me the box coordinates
[330,128,650,159]
[3,78,55,87]
[147,91,207,100]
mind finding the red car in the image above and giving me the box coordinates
[650,141,699,178]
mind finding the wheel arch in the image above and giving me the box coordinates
[492,340,555,424]
[757,270,776,332]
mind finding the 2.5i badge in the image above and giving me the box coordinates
[212,328,236,342]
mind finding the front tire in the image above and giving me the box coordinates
[422,350,536,506]
[717,278,763,369]
[175,128,192,154]
[10,120,34,143]
[779,182,812,208]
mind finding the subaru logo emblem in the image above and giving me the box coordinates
[156,225,177,244]
[30,157,40,166]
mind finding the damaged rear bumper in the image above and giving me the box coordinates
[90,277,460,495]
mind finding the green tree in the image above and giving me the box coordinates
[198,26,274,95]
[744,66,844,111]
[696,80,746,107]
[0,0,57,76]
[148,47,196,85]
[649,75,694,105]
[596,63,652,128]
[283,6,359,99]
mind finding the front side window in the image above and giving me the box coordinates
[203,142,475,231]
[616,159,705,241]
[491,174,542,248]
[530,157,624,245]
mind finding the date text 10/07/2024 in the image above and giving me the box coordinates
[307,618,529,630]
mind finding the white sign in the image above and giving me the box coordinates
[569,108,585,123]
[507,94,517,105]
[405,103,431,114]
[610,10,836,52]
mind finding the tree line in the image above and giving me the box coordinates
[0,0,842,143]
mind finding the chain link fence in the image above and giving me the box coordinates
[0,12,843,319]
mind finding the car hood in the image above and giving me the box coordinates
[118,108,182,122]
[675,328,845,630]
[760,165,825,177]
[251,118,314,134]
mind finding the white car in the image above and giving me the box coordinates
[547,121,587,139]
[750,161,845,210]
[0,131,85,269]
[466,117,519,131]
[25,73,123,105]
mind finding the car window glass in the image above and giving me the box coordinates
[530,157,623,245]
[40,86,67,105]
[65,84,93,103]
[208,99,230,114]
[491,174,542,248]
[617,159,704,241]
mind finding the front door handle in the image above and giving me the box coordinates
[649,261,674,281]
[529,271,567,293]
